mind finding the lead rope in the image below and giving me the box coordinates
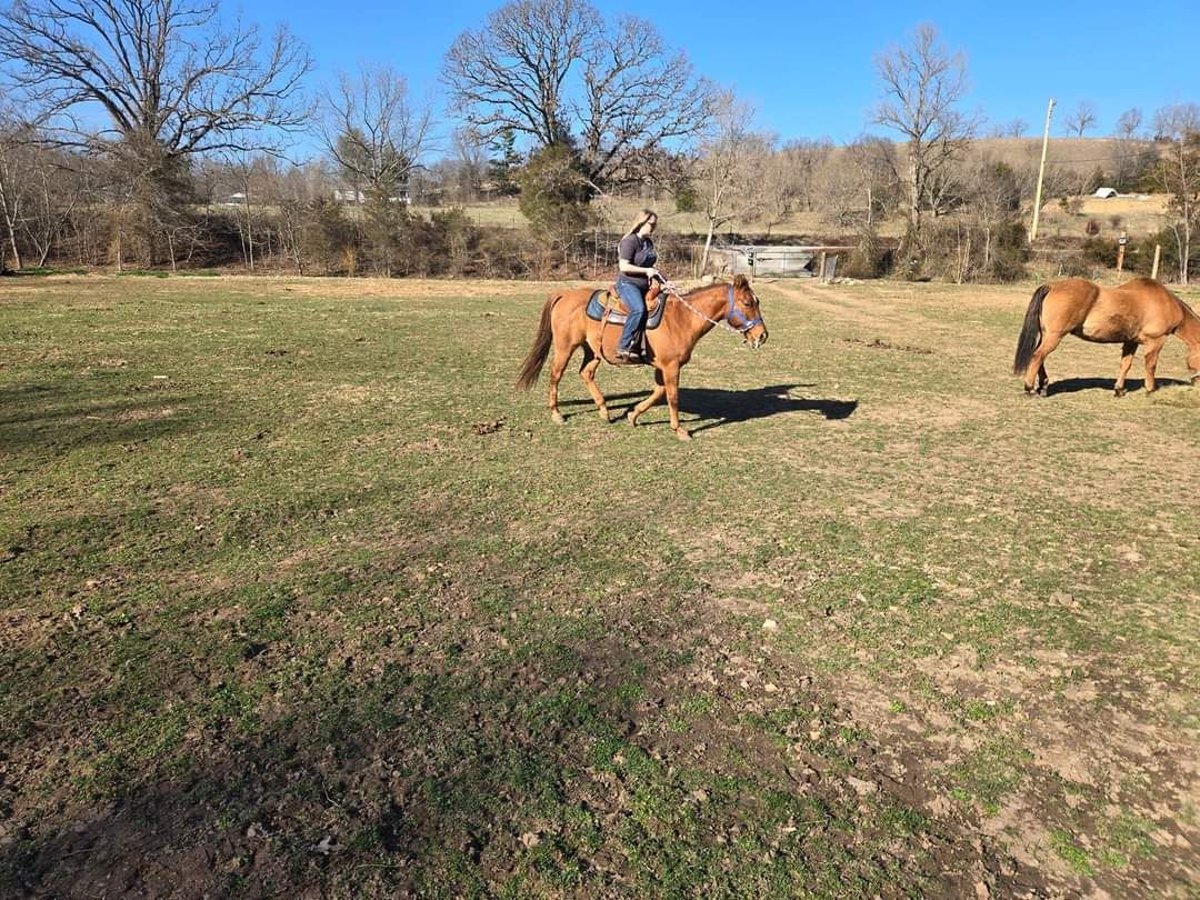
[660,280,744,335]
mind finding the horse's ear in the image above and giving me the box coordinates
[734,274,749,291]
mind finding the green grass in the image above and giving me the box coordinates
[2,274,1198,897]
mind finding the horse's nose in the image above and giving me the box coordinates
[755,331,768,349]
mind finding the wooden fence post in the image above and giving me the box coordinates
[1151,244,1161,281]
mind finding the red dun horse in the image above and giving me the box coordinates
[516,276,767,441]
[1013,277,1200,397]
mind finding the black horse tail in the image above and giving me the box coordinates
[1013,284,1050,375]
[515,293,561,390]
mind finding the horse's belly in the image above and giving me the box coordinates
[1077,314,1135,343]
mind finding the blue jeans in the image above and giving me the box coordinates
[615,280,647,352]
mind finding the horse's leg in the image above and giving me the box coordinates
[547,335,575,425]
[1142,336,1166,393]
[662,362,691,441]
[1114,340,1138,397]
[629,368,666,427]
[579,345,613,422]
[1025,332,1063,397]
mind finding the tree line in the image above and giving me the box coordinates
[0,1,1197,283]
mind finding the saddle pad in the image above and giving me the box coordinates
[585,289,668,330]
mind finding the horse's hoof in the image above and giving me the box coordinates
[628,414,638,427]
[674,427,692,442]
[1114,388,1126,398]
[551,411,566,425]
[1023,389,1040,399]
[599,408,614,423]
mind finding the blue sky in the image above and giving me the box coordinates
[247,0,1197,158]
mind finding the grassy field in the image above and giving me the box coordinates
[2,273,1199,898]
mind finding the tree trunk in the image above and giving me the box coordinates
[4,214,21,270]
[907,151,921,239]
[700,220,716,275]
[0,183,21,270]
[242,195,255,271]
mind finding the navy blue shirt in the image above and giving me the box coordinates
[617,233,657,291]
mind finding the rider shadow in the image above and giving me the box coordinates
[1047,376,1189,396]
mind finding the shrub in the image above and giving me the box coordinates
[1081,237,1118,268]
[842,227,893,278]
[1058,256,1094,278]
[923,219,1028,283]
[1130,227,1185,279]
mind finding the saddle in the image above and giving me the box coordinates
[584,280,666,328]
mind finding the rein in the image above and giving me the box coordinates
[661,281,763,335]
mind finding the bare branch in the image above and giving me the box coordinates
[441,0,713,190]
[0,0,313,157]
[873,23,978,245]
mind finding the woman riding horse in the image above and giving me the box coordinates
[517,276,767,441]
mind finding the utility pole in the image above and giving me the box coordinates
[1030,97,1055,243]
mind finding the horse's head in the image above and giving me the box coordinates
[728,275,768,349]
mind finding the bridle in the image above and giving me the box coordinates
[661,281,764,336]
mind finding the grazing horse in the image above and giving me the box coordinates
[516,275,767,441]
[1013,277,1200,397]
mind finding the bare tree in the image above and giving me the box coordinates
[0,0,311,264]
[1062,101,1098,138]
[987,119,1027,139]
[442,0,714,191]
[691,92,771,274]
[0,0,311,154]
[0,100,93,271]
[1151,103,1200,284]
[815,137,899,230]
[1112,107,1153,192]
[0,101,31,270]
[320,64,433,201]
[777,138,834,213]
[1115,107,1144,140]
[958,154,1023,281]
[755,144,795,238]
[873,23,978,251]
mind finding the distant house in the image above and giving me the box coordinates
[1093,187,1119,199]
[333,186,411,205]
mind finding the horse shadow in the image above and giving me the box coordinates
[563,384,857,432]
[1048,376,1190,396]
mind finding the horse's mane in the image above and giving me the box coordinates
[671,279,732,300]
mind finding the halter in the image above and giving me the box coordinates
[663,282,764,335]
[724,284,765,333]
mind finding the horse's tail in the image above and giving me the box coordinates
[515,293,561,390]
[1013,284,1050,375]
